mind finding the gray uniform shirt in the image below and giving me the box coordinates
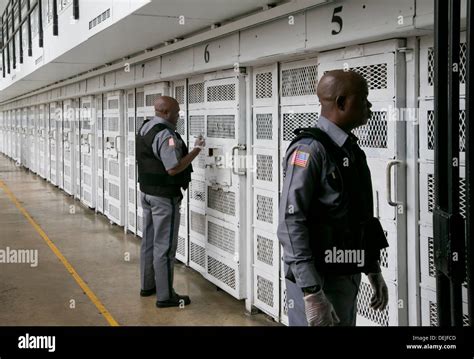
[277,116,378,289]
[139,116,183,171]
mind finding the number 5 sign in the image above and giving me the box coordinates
[331,6,343,35]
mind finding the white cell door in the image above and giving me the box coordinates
[318,39,408,326]
[55,102,65,190]
[13,110,21,164]
[10,112,14,160]
[103,91,125,226]
[0,113,3,155]
[5,112,9,157]
[74,101,81,200]
[204,73,247,300]
[9,111,13,159]
[186,73,248,300]
[251,64,281,320]
[63,99,75,196]
[187,75,207,274]
[15,110,21,164]
[0,111,6,154]
[28,107,37,174]
[418,34,469,327]
[43,104,51,182]
[0,114,3,155]
[5,112,8,157]
[80,96,96,208]
[3,113,6,156]
[95,95,105,214]
[49,103,59,186]
[173,79,189,264]
[18,110,23,166]
[135,89,145,236]
[38,105,46,179]
[21,109,28,167]
[125,89,137,235]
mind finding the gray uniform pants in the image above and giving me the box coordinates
[286,271,361,326]
[140,193,181,301]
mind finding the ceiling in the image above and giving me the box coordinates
[0,0,281,104]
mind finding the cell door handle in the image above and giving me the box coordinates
[115,135,124,154]
[375,190,380,218]
[232,144,246,176]
[88,133,94,153]
[386,160,403,207]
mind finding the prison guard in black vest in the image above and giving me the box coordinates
[136,121,192,198]
[289,127,388,274]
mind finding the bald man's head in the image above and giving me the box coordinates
[155,96,180,126]
[317,70,372,131]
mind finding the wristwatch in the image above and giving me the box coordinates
[302,285,321,295]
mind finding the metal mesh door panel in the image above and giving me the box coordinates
[206,249,244,299]
[206,216,236,257]
[188,76,205,110]
[189,236,206,273]
[254,148,279,192]
[280,106,319,152]
[280,278,289,326]
[419,162,466,226]
[207,186,239,225]
[253,64,278,108]
[207,115,235,139]
[253,108,278,148]
[419,99,466,164]
[254,188,279,233]
[205,77,239,109]
[176,232,188,264]
[189,177,206,207]
[254,227,279,276]
[189,206,206,240]
[356,281,390,326]
[103,92,124,225]
[280,59,318,106]
[318,52,395,102]
[420,34,467,98]
[253,268,279,319]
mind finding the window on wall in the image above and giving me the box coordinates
[13,6,19,29]
[15,32,20,65]
[0,28,3,72]
[21,0,28,19]
[22,23,28,53]
[45,0,54,24]
[9,43,14,69]
[31,7,39,37]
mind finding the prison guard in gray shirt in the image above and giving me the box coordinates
[277,116,379,289]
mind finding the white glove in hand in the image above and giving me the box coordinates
[194,135,205,149]
[304,290,340,326]
[367,272,389,311]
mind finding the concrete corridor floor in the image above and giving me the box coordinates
[0,155,278,326]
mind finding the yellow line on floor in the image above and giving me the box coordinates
[0,178,119,327]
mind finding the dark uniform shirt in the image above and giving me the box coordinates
[139,116,184,170]
[277,116,379,289]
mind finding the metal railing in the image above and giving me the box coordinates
[1,0,79,78]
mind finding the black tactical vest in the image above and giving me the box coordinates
[289,127,388,274]
[136,121,192,198]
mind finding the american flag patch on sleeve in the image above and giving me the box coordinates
[291,150,310,168]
